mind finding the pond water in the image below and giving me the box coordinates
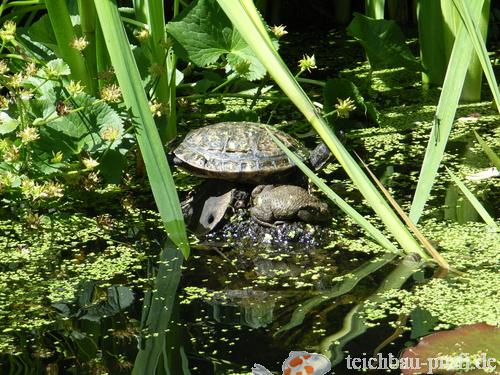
[0,207,432,375]
[174,246,413,374]
[1,109,498,374]
[1,116,498,374]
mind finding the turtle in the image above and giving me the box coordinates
[172,122,329,183]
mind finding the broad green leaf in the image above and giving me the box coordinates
[24,77,59,112]
[38,94,124,154]
[0,112,20,134]
[20,14,59,55]
[99,149,126,183]
[347,13,422,71]
[41,59,71,78]
[167,0,274,81]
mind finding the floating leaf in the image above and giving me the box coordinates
[401,323,500,375]
[410,307,439,339]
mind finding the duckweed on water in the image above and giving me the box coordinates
[362,221,499,330]
[0,199,159,354]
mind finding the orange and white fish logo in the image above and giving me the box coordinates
[252,351,331,375]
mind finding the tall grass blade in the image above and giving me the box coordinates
[45,0,92,91]
[217,0,425,257]
[355,153,448,268]
[446,168,497,228]
[134,0,178,141]
[409,0,484,224]
[269,130,414,257]
[474,130,500,169]
[417,0,446,87]
[93,0,189,256]
[451,0,499,108]
[94,18,110,91]
[77,0,98,96]
[365,0,385,19]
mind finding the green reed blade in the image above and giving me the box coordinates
[45,0,92,91]
[417,0,447,87]
[474,130,500,169]
[217,0,426,259]
[409,0,484,224]
[269,130,402,255]
[133,241,184,374]
[451,0,499,108]
[365,0,385,19]
[93,0,189,256]
[446,167,497,228]
[77,0,98,96]
[134,0,178,142]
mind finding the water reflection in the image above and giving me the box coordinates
[175,244,427,374]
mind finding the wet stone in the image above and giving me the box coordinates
[203,209,336,253]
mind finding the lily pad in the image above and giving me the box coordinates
[400,323,500,374]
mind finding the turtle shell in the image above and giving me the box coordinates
[173,122,308,182]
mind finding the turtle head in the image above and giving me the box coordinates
[309,142,332,170]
